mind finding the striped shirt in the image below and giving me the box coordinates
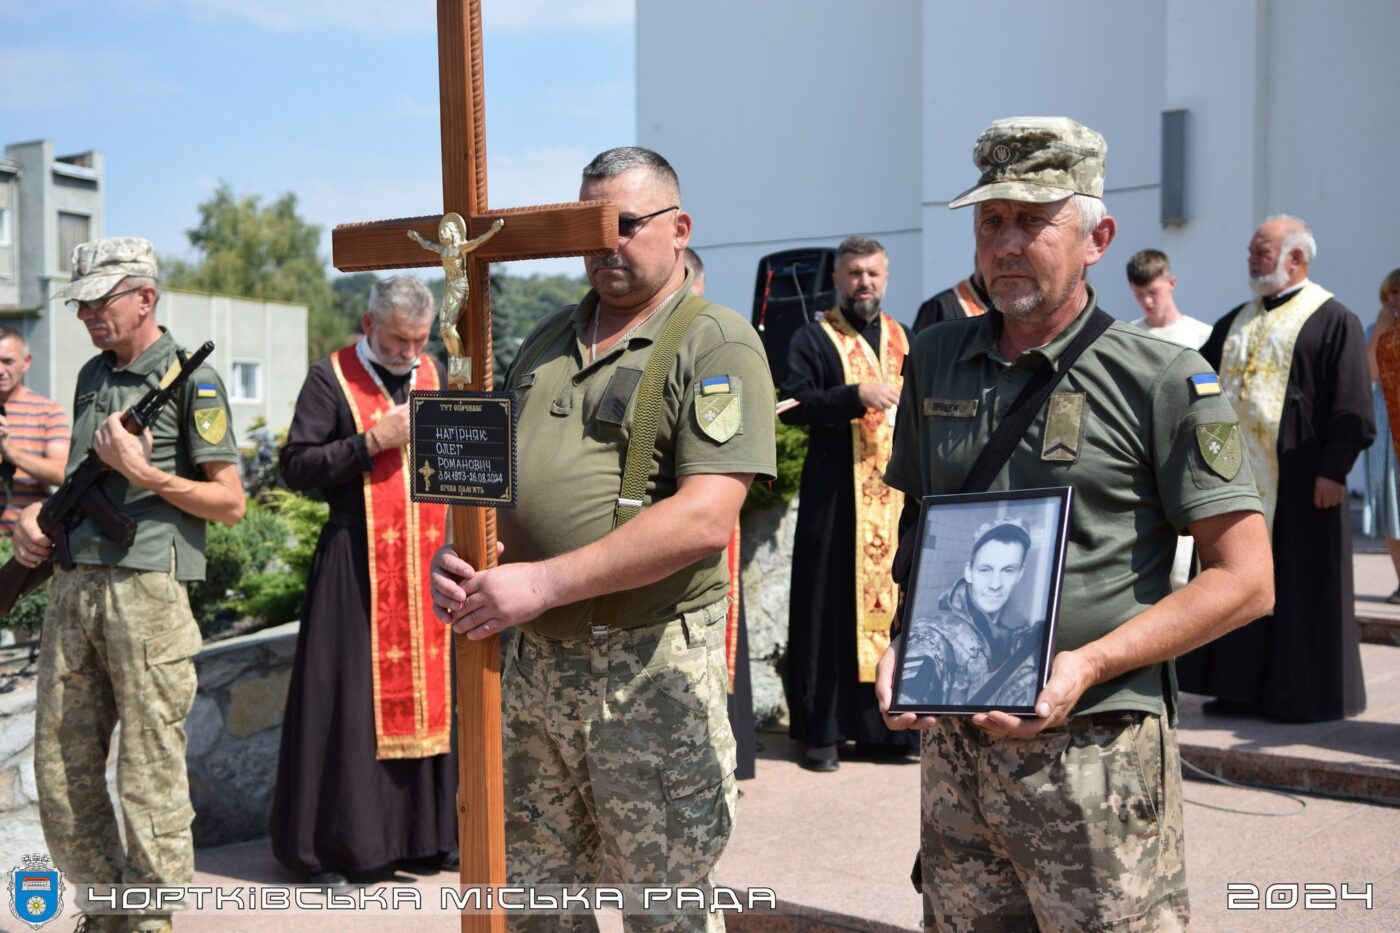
[1,387,70,537]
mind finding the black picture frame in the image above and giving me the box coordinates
[889,486,1073,716]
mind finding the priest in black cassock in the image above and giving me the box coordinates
[271,276,457,885]
[780,236,917,771]
[1178,216,1374,722]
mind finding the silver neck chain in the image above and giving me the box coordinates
[590,287,680,363]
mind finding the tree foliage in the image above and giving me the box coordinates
[316,272,378,362]
[164,182,334,363]
[163,181,590,370]
[356,270,586,387]
[488,273,589,386]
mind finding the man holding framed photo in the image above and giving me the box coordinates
[877,116,1274,930]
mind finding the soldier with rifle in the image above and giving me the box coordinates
[11,237,244,933]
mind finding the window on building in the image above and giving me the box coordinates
[230,361,262,402]
[57,212,91,272]
[0,206,10,279]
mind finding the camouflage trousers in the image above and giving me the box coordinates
[503,600,738,932]
[919,713,1189,932]
[34,564,202,914]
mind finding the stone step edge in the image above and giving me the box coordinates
[1356,613,1400,646]
[1179,743,1400,807]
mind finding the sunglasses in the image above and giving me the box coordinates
[616,205,678,238]
[67,285,143,313]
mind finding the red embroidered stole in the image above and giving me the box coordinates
[954,278,988,318]
[330,346,451,760]
[817,309,909,682]
[724,519,741,693]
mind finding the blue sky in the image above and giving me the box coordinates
[1,0,634,276]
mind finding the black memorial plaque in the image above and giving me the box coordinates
[409,390,517,508]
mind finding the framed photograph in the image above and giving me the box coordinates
[889,487,1073,716]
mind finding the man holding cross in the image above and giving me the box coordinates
[431,146,775,929]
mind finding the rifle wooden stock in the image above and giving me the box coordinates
[0,557,53,616]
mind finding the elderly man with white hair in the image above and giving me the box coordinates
[271,275,458,887]
[1178,215,1375,722]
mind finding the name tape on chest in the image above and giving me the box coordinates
[922,398,979,419]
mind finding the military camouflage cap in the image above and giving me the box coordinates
[948,116,1106,209]
[51,236,159,304]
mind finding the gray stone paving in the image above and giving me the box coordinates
[16,539,1400,931]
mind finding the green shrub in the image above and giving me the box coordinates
[743,418,807,516]
[190,521,250,623]
[0,538,49,641]
[258,488,327,578]
[188,502,292,624]
[236,488,328,625]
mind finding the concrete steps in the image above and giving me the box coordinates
[1178,642,1400,807]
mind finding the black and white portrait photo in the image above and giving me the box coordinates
[892,488,1071,715]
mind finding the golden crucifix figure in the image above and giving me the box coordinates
[409,212,505,381]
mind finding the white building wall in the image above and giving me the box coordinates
[638,0,1400,330]
[51,290,307,448]
[921,0,1165,319]
[1156,0,1266,322]
[1258,0,1397,316]
[636,0,924,322]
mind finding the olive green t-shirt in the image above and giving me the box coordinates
[501,277,777,640]
[66,329,239,581]
[884,289,1262,718]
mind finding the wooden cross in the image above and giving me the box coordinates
[331,3,616,930]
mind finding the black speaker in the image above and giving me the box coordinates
[751,247,837,388]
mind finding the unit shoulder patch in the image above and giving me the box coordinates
[194,406,228,445]
[694,375,741,442]
[1196,421,1243,480]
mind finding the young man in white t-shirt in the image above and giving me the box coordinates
[1127,249,1213,350]
[1127,249,1214,589]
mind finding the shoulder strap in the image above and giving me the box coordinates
[892,308,1112,638]
[959,308,1114,493]
[586,294,709,631]
[612,294,710,526]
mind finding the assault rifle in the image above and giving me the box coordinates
[0,340,215,616]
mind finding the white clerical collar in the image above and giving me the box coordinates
[357,334,422,374]
[355,336,421,396]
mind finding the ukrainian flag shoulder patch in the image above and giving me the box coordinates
[1188,373,1221,398]
[700,376,732,396]
[196,383,219,399]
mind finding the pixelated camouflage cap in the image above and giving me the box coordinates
[51,237,159,304]
[948,116,1106,209]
